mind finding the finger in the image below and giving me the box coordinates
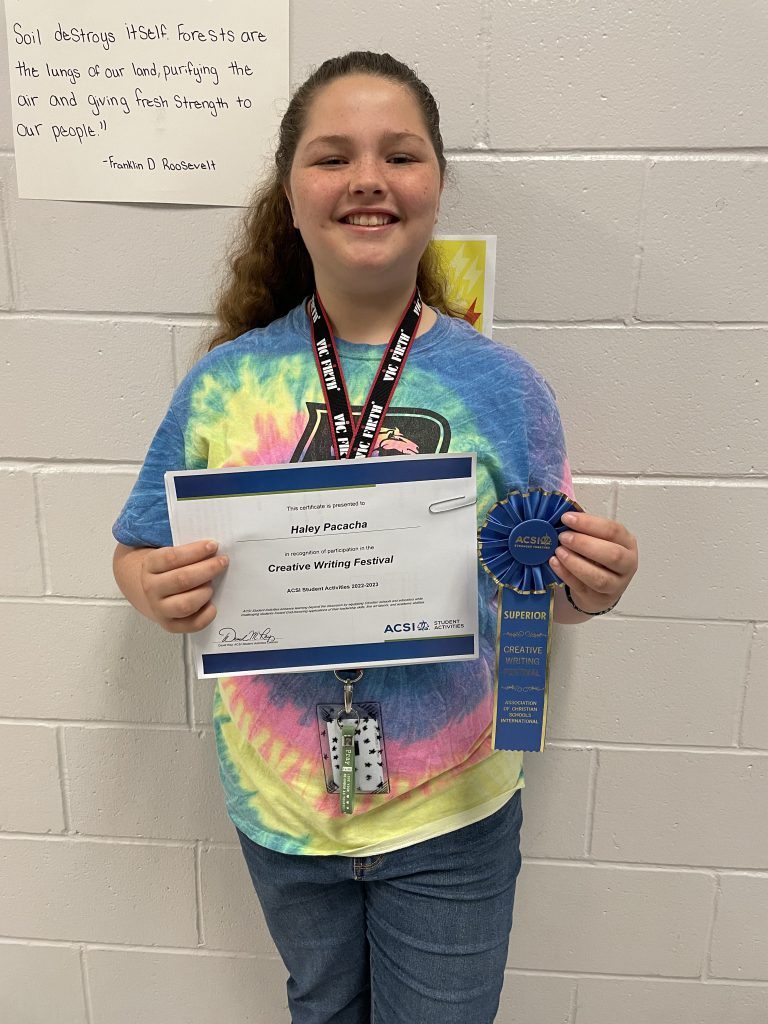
[553,546,621,596]
[558,531,635,575]
[162,601,218,634]
[160,583,215,621]
[151,554,229,599]
[561,512,635,550]
[144,540,220,576]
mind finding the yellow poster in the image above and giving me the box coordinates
[432,235,497,338]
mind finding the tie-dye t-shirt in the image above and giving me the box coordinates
[113,302,573,856]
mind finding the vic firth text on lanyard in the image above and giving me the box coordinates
[307,288,423,813]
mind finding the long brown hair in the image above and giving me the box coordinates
[208,51,461,351]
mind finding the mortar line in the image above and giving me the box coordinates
[569,983,579,1024]
[735,624,758,747]
[183,635,196,729]
[194,841,205,947]
[0,169,19,308]
[629,159,652,320]
[79,945,95,1024]
[3,935,766,983]
[478,0,493,148]
[702,874,723,981]
[3,933,767,983]
[170,324,181,384]
[5,308,768,329]
[583,747,599,859]
[446,148,768,159]
[31,471,52,595]
[0,458,143,469]
[495,318,768,328]
[56,726,72,833]
[0,718,197,731]
[547,739,768,755]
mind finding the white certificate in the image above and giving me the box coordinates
[165,454,479,678]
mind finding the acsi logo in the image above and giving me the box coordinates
[384,622,417,634]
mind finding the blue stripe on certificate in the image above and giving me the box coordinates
[202,634,475,674]
[174,456,473,501]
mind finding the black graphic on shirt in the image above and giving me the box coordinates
[291,403,452,463]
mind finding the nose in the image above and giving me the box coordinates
[348,157,385,196]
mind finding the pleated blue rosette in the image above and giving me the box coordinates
[478,488,583,752]
[478,489,582,594]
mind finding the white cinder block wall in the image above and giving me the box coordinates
[2,2,767,1021]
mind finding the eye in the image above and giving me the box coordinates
[316,156,346,166]
[388,154,416,164]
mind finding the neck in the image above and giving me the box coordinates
[313,279,435,345]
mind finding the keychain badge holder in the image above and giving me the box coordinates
[308,288,423,814]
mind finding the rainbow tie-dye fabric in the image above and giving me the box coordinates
[114,304,573,856]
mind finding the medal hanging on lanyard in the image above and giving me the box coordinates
[307,288,424,813]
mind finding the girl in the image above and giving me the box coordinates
[113,51,637,1024]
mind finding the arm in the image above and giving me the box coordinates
[113,539,229,633]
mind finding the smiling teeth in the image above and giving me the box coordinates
[344,214,394,226]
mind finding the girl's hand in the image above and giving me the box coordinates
[140,540,229,633]
[549,511,638,615]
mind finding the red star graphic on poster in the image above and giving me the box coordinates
[463,299,481,326]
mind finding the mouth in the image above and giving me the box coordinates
[339,213,399,227]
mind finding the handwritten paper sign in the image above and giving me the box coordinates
[3,0,288,205]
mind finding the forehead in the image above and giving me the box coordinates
[300,74,428,139]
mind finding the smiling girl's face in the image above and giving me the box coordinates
[285,73,443,299]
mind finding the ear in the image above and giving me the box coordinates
[283,184,297,228]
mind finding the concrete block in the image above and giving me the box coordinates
[0,944,88,1024]
[569,482,612,518]
[290,0,484,149]
[64,727,231,841]
[199,844,276,953]
[192,678,218,727]
[519,747,591,859]
[443,159,644,321]
[0,469,43,595]
[1,316,175,461]
[1,155,239,314]
[508,862,713,975]
[576,978,768,1024]
[38,469,138,598]
[174,324,210,384]
[0,836,197,944]
[0,724,63,833]
[592,750,768,869]
[710,875,768,981]
[742,625,768,749]
[498,328,768,477]
[638,160,768,321]
[87,949,288,1024]
[497,973,574,1024]
[2,603,186,724]
[615,482,768,621]
[547,620,751,747]
[489,0,768,149]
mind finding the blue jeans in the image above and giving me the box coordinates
[236,790,523,1024]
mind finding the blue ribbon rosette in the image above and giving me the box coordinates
[478,489,582,751]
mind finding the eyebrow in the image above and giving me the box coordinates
[303,131,427,150]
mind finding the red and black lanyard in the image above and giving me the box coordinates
[307,288,423,459]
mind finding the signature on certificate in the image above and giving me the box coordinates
[218,627,278,646]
